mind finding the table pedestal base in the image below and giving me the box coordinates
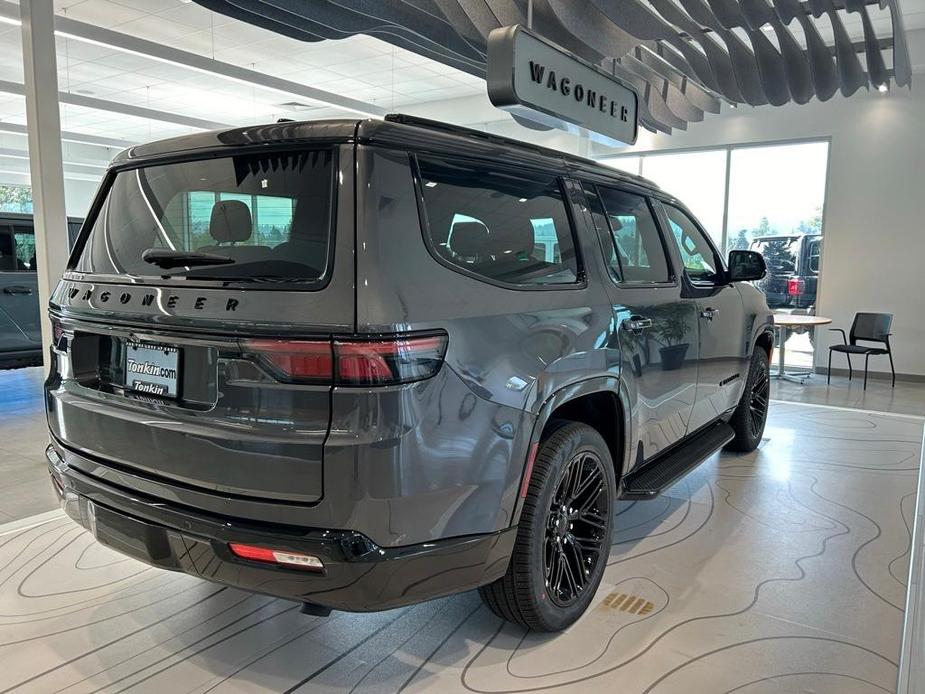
[773,325,815,384]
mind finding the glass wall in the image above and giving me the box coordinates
[640,150,727,247]
[599,140,830,371]
[725,142,827,253]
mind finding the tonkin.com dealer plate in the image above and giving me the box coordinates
[124,342,181,398]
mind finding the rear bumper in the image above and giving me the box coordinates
[46,444,516,611]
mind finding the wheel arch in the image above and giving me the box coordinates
[755,325,774,359]
[512,377,631,526]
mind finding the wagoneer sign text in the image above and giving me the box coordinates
[487,25,638,145]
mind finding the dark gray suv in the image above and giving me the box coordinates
[45,115,772,631]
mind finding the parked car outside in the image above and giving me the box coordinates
[44,115,772,631]
[749,232,822,312]
[0,213,82,369]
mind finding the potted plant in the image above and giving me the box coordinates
[646,303,693,371]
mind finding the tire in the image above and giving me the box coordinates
[725,347,771,452]
[479,421,616,631]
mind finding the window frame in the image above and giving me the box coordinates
[654,198,728,290]
[0,226,15,273]
[65,145,340,292]
[582,180,678,289]
[410,153,586,292]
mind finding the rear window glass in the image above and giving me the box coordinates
[750,236,798,275]
[416,156,579,287]
[74,150,334,285]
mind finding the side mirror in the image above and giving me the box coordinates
[727,250,767,282]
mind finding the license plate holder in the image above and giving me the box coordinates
[124,341,181,398]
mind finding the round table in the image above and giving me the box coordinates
[772,314,832,383]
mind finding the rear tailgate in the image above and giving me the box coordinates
[47,143,355,505]
[47,276,353,503]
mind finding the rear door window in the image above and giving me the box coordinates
[416,156,579,287]
[594,185,672,284]
[0,226,34,272]
[73,149,334,286]
[13,227,36,272]
[807,237,822,274]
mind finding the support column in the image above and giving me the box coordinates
[20,0,69,367]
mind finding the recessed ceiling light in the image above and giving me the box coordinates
[425,181,437,188]
[877,83,889,93]
[277,101,320,112]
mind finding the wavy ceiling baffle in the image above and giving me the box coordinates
[193,0,913,135]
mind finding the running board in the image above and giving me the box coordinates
[620,421,735,500]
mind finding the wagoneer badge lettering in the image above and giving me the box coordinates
[57,283,242,313]
[486,25,638,145]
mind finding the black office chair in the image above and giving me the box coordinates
[827,312,895,390]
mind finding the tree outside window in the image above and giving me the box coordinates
[0,185,33,214]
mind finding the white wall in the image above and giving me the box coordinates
[604,83,925,378]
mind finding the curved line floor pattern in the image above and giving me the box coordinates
[0,403,921,693]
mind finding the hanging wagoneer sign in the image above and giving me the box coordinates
[487,25,638,145]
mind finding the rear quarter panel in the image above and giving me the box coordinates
[351,146,622,539]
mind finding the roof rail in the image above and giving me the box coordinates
[384,113,560,157]
[383,113,657,189]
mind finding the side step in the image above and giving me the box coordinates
[620,421,735,500]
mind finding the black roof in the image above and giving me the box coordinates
[110,114,659,193]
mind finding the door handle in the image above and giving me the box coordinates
[3,286,32,295]
[622,316,653,332]
[700,307,719,321]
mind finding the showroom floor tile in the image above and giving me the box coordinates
[0,402,920,693]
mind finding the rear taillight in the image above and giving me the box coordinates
[787,278,805,296]
[335,334,448,385]
[243,332,447,386]
[243,339,333,382]
[228,542,324,571]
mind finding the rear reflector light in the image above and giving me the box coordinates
[787,278,805,296]
[243,332,447,386]
[228,543,324,571]
[520,442,540,498]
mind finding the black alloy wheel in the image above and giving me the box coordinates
[748,364,770,434]
[479,421,617,631]
[726,347,771,452]
[544,451,609,607]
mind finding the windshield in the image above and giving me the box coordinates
[73,149,334,285]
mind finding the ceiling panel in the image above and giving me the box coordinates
[0,0,912,159]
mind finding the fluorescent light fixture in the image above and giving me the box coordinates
[53,28,384,120]
[425,181,438,188]
[0,1,383,121]
[518,198,527,202]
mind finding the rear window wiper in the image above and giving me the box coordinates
[142,248,236,269]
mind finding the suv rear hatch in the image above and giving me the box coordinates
[47,145,354,505]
